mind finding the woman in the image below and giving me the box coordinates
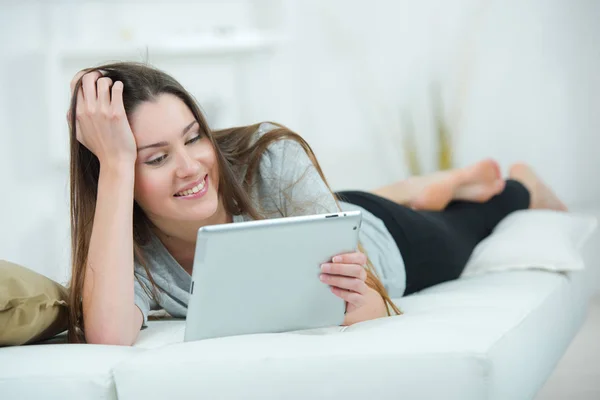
[66,62,567,345]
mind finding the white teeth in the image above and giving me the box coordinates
[176,177,206,197]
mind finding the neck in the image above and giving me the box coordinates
[151,199,232,271]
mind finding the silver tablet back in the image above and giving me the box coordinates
[184,211,362,341]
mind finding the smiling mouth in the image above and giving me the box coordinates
[174,175,207,197]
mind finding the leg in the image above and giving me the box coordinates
[371,159,505,211]
[338,180,530,295]
[403,180,533,294]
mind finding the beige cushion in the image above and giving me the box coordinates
[0,260,69,346]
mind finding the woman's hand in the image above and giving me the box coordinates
[68,70,138,167]
[320,252,388,325]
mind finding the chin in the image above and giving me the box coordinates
[180,189,221,222]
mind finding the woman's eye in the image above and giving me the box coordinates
[146,155,167,166]
[185,134,202,145]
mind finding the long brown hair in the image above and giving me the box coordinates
[67,62,400,342]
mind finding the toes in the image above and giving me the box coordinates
[494,179,506,193]
[508,162,531,178]
[473,159,502,182]
[491,160,502,180]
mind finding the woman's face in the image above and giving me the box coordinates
[130,93,221,228]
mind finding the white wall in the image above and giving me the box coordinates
[280,0,600,207]
[0,3,70,283]
[455,0,600,208]
[1,0,599,292]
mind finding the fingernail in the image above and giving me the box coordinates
[333,256,342,263]
[321,264,330,272]
[319,274,326,281]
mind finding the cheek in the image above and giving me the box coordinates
[194,142,220,187]
[134,170,170,208]
[208,149,220,189]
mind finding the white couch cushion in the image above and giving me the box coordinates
[403,270,588,400]
[462,209,597,276]
[134,320,186,349]
[0,344,142,400]
[112,269,588,400]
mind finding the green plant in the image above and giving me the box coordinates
[402,81,453,176]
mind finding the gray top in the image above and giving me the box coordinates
[133,123,406,326]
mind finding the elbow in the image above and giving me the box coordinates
[82,306,141,346]
[85,328,136,346]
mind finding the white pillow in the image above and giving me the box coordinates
[461,209,598,277]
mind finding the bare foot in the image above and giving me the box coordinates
[409,159,505,211]
[508,163,568,211]
[453,159,506,203]
[402,171,458,211]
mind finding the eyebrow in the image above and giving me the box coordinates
[136,121,198,152]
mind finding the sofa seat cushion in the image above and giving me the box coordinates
[0,344,142,400]
[113,270,587,400]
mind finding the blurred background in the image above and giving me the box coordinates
[0,0,599,294]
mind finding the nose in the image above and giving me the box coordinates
[175,148,201,179]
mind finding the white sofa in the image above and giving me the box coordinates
[1,267,591,400]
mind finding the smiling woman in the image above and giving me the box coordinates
[66,62,567,346]
[66,62,401,345]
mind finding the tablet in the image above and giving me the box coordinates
[184,210,362,342]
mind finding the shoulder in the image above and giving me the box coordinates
[254,122,311,173]
[256,121,280,136]
[244,122,337,217]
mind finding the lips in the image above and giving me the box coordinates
[174,175,207,197]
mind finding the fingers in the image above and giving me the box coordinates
[320,273,367,295]
[321,263,367,281]
[330,286,365,307]
[321,251,369,308]
[75,88,85,144]
[111,81,125,115]
[68,70,88,125]
[82,71,103,109]
[70,70,87,95]
[331,252,367,266]
[97,77,113,110]
[68,70,119,128]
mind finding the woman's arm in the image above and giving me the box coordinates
[82,162,142,345]
[72,71,142,345]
